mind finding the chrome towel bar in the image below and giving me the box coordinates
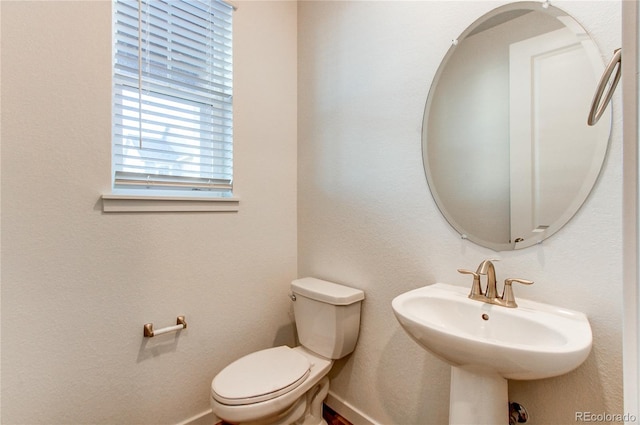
[143,316,187,337]
[588,48,621,126]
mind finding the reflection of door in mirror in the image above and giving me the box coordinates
[509,28,599,244]
[422,3,611,251]
[426,11,562,247]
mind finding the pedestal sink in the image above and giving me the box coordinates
[391,283,592,425]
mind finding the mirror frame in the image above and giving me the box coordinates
[422,1,612,251]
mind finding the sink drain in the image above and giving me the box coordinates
[481,313,489,320]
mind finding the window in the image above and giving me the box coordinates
[112,0,234,197]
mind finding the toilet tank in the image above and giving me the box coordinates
[291,277,365,359]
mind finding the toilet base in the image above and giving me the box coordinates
[216,376,330,425]
[298,377,329,425]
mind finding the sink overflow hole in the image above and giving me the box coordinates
[481,313,489,321]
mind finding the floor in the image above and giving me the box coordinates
[216,404,352,425]
[323,404,353,425]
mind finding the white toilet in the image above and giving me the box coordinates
[211,277,365,425]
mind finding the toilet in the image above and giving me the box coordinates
[211,277,365,425]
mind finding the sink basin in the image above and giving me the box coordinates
[393,283,593,424]
[392,283,592,380]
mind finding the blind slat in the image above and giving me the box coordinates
[113,0,233,194]
[113,130,232,154]
[114,90,233,122]
[114,171,232,191]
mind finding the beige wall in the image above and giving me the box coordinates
[1,1,298,424]
[298,1,623,424]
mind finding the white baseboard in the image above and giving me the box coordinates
[325,391,378,425]
[176,408,216,425]
[177,393,376,425]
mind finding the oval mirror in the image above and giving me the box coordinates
[423,1,611,251]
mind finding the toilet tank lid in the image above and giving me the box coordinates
[292,277,365,305]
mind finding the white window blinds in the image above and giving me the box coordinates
[113,0,233,195]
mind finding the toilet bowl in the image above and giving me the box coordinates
[211,346,332,424]
[211,277,365,425]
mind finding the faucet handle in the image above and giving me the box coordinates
[501,278,534,308]
[458,269,483,299]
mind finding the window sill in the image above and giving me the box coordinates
[101,193,240,213]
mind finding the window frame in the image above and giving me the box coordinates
[104,0,238,212]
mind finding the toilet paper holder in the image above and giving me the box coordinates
[143,316,187,337]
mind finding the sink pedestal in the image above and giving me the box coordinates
[449,366,508,425]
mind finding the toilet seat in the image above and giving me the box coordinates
[212,346,311,406]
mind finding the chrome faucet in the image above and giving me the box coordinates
[457,260,533,308]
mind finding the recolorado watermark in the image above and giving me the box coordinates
[575,412,638,422]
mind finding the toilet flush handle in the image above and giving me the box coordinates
[289,293,296,301]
